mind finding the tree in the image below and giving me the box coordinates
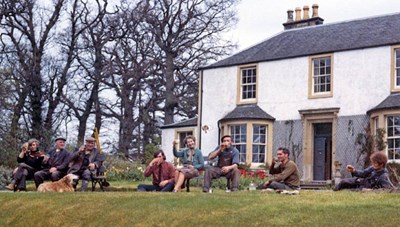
[143,0,238,124]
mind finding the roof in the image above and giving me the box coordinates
[161,117,198,129]
[202,13,400,70]
[367,93,400,114]
[219,104,275,122]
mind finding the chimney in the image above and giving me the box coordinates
[303,5,310,19]
[312,4,319,17]
[286,9,294,22]
[295,7,301,21]
[283,4,324,30]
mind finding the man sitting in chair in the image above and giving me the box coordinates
[68,137,105,192]
[202,135,240,193]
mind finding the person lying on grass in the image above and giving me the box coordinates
[172,135,204,192]
[334,152,394,191]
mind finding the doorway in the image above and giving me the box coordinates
[313,123,332,180]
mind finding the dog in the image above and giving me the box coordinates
[37,174,79,192]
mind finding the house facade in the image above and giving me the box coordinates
[162,6,400,182]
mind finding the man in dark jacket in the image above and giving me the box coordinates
[334,152,394,191]
[68,137,105,192]
[34,137,70,188]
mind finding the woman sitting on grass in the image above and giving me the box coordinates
[172,135,204,192]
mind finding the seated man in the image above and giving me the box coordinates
[202,135,241,193]
[6,139,45,191]
[68,137,105,192]
[137,150,175,192]
[334,152,394,191]
[34,137,70,188]
[257,147,300,191]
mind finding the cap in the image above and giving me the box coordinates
[85,137,96,142]
[55,137,66,142]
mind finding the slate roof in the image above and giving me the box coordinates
[202,13,400,70]
[219,104,275,122]
[367,93,400,114]
[161,117,197,129]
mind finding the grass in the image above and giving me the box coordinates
[1,181,400,227]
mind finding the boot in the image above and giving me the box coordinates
[81,180,89,192]
[5,181,16,191]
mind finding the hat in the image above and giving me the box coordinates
[85,137,96,142]
[55,137,66,142]
[220,135,232,142]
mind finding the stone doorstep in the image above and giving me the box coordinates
[300,181,333,190]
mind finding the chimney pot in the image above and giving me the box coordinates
[295,7,301,21]
[287,9,294,22]
[312,4,319,18]
[303,5,310,19]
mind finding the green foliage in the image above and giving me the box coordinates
[387,162,400,187]
[103,154,148,181]
[143,143,159,165]
[0,165,13,189]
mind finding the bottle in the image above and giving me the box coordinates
[249,181,256,190]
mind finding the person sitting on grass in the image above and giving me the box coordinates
[67,136,106,192]
[202,135,241,193]
[137,150,175,192]
[257,147,300,192]
[6,139,45,192]
[334,152,394,191]
[172,135,204,192]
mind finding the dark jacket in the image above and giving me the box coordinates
[352,166,394,189]
[17,151,44,171]
[68,147,105,174]
[44,148,70,172]
[173,147,204,170]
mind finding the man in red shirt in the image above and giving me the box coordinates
[137,150,175,192]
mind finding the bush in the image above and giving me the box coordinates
[387,162,400,187]
[104,154,148,181]
[0,165,13,189]
[210,169,269,190]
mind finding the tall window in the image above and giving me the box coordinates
[252,125,266,163]
[239,66,257,103]
[177,131,193,148]
[395,48,400,87]
[309,54,333,98]
[387,115,400,161]
[230,125,247,163]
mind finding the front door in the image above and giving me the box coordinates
[313,123,332,180]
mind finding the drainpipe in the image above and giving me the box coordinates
[198,69,204,149]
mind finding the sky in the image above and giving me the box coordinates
[229,0,400,53]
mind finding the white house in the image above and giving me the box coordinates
[161,5,400,182]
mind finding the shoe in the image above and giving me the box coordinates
[5,183,15,191]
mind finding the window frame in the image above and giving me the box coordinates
[221,120,273,167]
[174,129,194,149]
[386,115,400,161]
[237,64,258,104]
[391,45,400,93]
[308,53,334,99]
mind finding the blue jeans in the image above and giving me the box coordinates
[137,182,175,192]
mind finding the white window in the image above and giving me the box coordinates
[395,49,400,88]
[387,115,400,161]
[239,66,257,102]
[230,124,247,163]
[176,131,193,149]
[252,125,266,163]
[313,57,331,94]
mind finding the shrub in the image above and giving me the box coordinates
[0,165,13,189]
[104,154,148,181]
[387,162,400,187]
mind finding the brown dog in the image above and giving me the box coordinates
[37,174,79,192]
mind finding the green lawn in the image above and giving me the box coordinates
[1,181,400,227]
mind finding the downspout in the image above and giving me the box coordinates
[198,69,204,149]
